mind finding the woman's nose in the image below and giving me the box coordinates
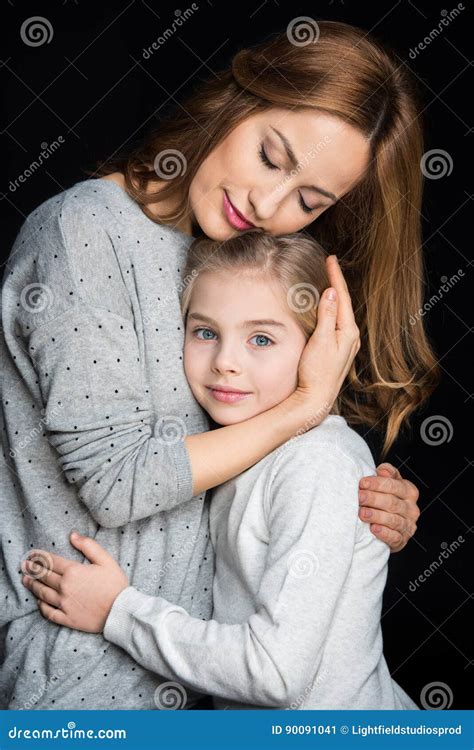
[248,182,283,222]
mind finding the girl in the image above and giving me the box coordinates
[2,20,427,709]
[23,230,419,709]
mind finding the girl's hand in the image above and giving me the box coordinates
[294,255,360,419]
[21,532,129,633]
[358,463,421,553]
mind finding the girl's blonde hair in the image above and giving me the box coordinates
[179,229,342,415]
[88,20,440,455]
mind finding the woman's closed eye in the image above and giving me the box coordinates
[192,327,274,347]
[258,143,316,214]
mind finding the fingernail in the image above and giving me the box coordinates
[360,479,370,489]
[358,492,367,503]
[362,508,372,519]
[372,525,382,533]
[327,288,336,301]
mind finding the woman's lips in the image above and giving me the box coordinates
[207,387,252,404]
[223,191,255,231]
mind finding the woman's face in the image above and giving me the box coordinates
[183,270,308,426]
[188,107,370,240]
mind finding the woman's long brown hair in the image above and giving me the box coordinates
[86,20,440,456]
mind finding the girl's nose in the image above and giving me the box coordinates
[211,346,242,375]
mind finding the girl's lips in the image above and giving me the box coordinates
[223,191,255,231]
[207,387,252,404]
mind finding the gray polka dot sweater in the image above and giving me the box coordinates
[0,178,214,709]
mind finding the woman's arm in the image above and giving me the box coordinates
[25,240,358,529]
[24,442,371,707]
[20,201,416,543]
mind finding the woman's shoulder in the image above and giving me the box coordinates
[5,179,135,327]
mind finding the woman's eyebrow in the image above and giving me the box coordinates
[269,126,337,203]
[188,313,287,329]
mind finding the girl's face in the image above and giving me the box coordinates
[183,270,308,426]
[188,107,370,240]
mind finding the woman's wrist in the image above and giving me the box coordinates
[282,388,335,435]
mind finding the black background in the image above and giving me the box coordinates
[1,0,472,709]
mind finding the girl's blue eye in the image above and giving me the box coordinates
[194,327,216,340]
[250,334,273,347]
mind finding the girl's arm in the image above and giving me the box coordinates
[24,441,380,708]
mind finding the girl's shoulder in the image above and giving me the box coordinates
[268,415,376,480]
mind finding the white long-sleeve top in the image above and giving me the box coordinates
[104,415,419,710]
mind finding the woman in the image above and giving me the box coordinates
[0,21,432,710]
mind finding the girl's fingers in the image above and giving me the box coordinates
[38,599,69,626]
[21,560,62,591]
[26,549,71,576]
[23,575,62,608]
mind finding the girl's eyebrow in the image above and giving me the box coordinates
[188,312,287,329]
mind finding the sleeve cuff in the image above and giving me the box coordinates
[171,435,194,504]
[103,585,158,650]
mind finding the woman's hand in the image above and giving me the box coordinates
[21,532,129,633]
[358,463,420,553]
[294,255,360,420]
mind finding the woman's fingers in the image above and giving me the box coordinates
[376,462,402,480]
[326,255,358,333]
[358,504,416,538]
[22,575,62,608]
[370,524,405,553]
[310,287,338,341]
